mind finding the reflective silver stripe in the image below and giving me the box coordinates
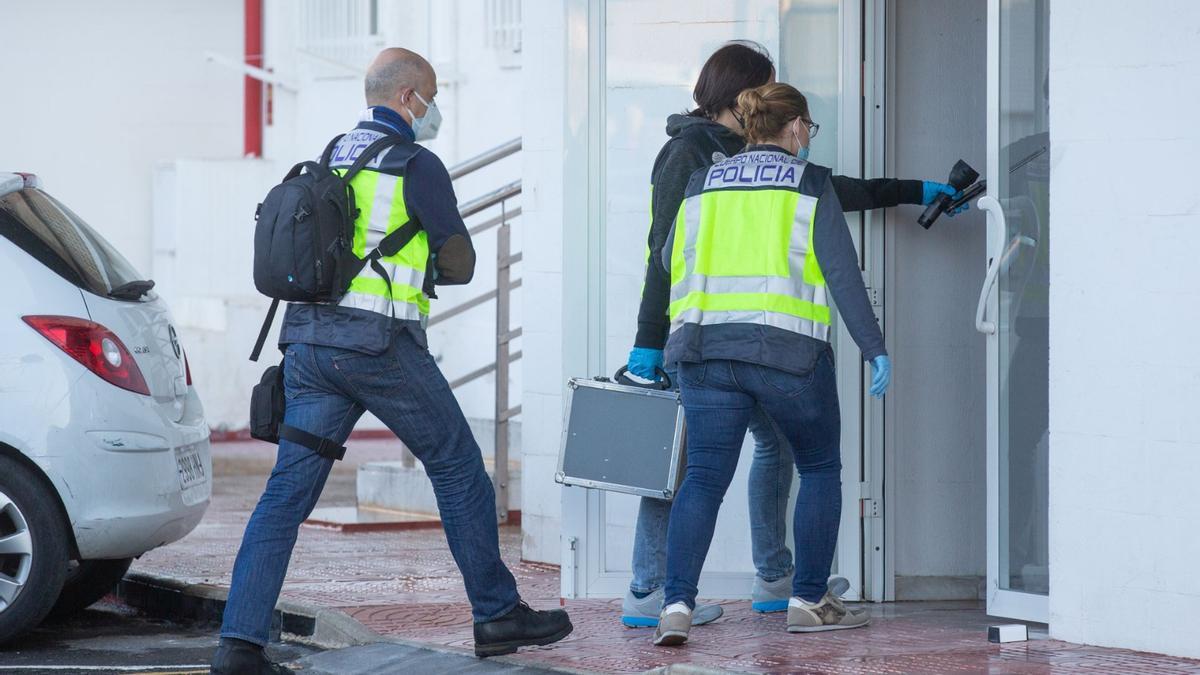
[367,174,398,237]
[670,307,830,342]
[789,193,825,309]
[349,260,424,292]
[670,274,825,303]
[339,290,424,321]
[339,262,424,309]
[667,194,698,304]
[679,193,703,280]
[788,193,819,282]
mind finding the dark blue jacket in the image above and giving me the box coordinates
[279,107,473,354]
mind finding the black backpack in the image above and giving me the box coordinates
[249,133,422,361]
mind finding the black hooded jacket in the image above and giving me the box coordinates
[634,113,924,350]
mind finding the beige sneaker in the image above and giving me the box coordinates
[787,592,870,633]
[652,602,692,646]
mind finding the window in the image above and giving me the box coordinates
[297,0,386,71]
[485,0,522,68]
[0,188,148,299]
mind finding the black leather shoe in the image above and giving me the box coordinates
[473,601,573,657]
[210,637,294,674]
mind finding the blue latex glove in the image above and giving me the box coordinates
[627,347,664,381]
[922,181,969,216]
[869,355,891,399]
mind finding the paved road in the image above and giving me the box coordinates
[0,601,565,675]
[0,601,317,674]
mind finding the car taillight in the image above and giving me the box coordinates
[183,350,193,386]
[22,316,151,396]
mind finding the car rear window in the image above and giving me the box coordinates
[0,188,148,299]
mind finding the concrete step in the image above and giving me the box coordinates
[304,506,444,533]
[467,418,523,459]
[357,457,521,517]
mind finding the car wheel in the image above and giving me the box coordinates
[47,557,134,619]
[0,455,70,644]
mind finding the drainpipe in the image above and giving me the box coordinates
[244,0,263,158]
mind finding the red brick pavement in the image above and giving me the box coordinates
[133,440,1200,673]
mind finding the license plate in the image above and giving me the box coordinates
[174,445,207,491]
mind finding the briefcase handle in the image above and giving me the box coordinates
[613,365,673,391]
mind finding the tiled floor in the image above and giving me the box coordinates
[132,440,1200,674]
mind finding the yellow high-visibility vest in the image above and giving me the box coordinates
[668,150,830,342]
[332,137,430,321]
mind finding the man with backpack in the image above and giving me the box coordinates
[211,48,572,674]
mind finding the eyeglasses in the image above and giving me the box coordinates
[803,120,820,139]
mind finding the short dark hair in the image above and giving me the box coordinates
[689,41,775,118]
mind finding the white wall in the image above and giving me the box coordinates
[0,0,242,273]
[1048,0,1200,658]
[517,0,570,565]
[152,159,281,430]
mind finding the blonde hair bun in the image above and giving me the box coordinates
[735,83,810,145]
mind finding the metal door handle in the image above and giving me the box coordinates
[975,196,1007,335]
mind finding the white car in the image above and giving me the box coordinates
[0,172,211,643]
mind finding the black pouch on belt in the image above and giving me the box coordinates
[250,365,286,444]
[249,362,347,461]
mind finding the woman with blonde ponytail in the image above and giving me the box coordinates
[651,81,888,646]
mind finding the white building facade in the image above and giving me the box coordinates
[4,0,1198,662]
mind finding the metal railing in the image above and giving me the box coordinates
[407,138,523,524]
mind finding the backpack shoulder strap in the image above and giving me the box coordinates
[319,134,346,167]
[341,135,409,183]
[249,298,280,362]
[281,160,326,184]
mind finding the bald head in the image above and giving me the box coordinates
[365,48,436,109]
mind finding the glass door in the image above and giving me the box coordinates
[978,0,1050,622]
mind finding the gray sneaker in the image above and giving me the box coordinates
[752,575,851,613]
[652,603,692,646]
[621,588,722,627]
[786,591,870,633]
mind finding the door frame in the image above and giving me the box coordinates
[561,0,878,600]
[559,0,608,599]
[860,0,889,603]
[826,0,878,604]
[982,0,1049,623]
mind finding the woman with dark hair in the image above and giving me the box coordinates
[619,41,964,629]
[655,81,884,645]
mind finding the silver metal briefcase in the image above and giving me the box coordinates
[555,368,685,500]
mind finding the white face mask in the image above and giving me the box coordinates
[792,119,810,161]
[406,91,442,141]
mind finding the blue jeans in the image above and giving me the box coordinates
[629,408,795,593]
[664,355,842,608]
[220,333,520,646]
